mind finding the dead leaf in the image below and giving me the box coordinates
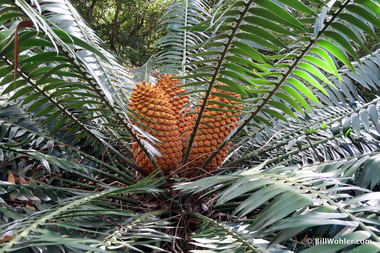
[7,172,15,184]
[0,235,16,243]
[25,204,36,210]
[18,176,27,185]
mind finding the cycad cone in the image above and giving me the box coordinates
[188,87,242,170]
[128,75,241,176]
[128,81,182,174]
[156,74,193,149]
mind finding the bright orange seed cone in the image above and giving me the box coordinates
[128,78,241,176]
[156,74,195,151]
[188,85,241,171]
[128,81,182,174]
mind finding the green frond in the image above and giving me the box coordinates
[156,0,214,74]
[0,103,135,186]
[228,49,380,169]
[176,160,380,252]
[0,177,169,253]
[23,0,134,93]
[191,213,276,253]
[0,0,161,174]
[178,0,380,169]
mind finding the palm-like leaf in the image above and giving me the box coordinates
[0,0,161,174]
[167,0,380,251]
[227,50,380,168]
[156,0,214,74]
[0,100,135,187]
[176,160,380,252]
[179,0,380,170]
[0,177,171,252]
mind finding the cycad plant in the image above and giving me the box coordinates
[0,0,380,252]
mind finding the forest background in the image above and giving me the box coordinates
[71,0,172,66]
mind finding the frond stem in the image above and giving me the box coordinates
[188,212,261,253]
[182,0,188,75]
[182,0,255,166]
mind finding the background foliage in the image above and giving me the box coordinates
[71,0,172,66]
